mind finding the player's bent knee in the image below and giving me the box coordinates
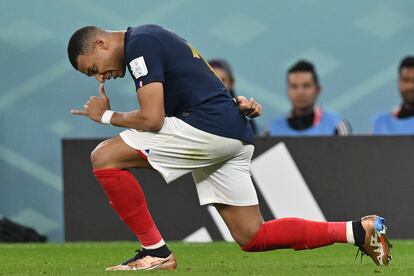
[231,222,262,248]
[91,140,113,169]
[238,225,263,252]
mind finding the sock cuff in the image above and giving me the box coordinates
[346,221,355,244]
[352,220,366,247]
[142,238,165,249]
[93,168,125,176]
[142,243,171,258]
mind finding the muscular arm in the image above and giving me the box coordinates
[111,82,165,131]
[71,82,165,132]
[72,82,260,130]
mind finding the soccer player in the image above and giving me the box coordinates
[372,56,414,134]
[67,25,391,271]
[267,60,352,136]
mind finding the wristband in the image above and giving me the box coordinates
[101,110,114,125]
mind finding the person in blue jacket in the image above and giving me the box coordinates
[372,56,414,135]
[268,60,351,136]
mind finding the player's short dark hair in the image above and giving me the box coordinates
[287,60,319,87]
[67,26,102,70]
[399,56,414,73]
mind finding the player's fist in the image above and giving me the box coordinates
[235,96,262,118]
[71,83,111,123]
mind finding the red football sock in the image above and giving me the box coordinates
[241,218,347,252]
[93,168,163,248]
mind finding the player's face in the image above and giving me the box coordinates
[287,72,320,112]
[399,67,414,104]
[76,40,126,83]
[213,67,233,92]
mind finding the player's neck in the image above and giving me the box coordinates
[112,31,126,48]
[401,101,414,111]
[399,101,414,118]
[109,31,126,62]
[292,106,314,118]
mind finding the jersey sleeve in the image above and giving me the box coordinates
[125,34,165,90]
[335,119,352,136]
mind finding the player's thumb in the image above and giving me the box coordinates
[99,83,106,98]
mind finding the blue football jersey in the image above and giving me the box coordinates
[268,108,344,136]
[124,25,253,144]
[372,111,414,134]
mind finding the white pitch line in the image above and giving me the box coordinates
[0,145,62,191]
[327,64,396,112]
[0,60,70,112]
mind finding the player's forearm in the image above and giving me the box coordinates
[109,110,164,131]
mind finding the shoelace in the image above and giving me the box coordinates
[355,247,367,263]
[122,249,148,265]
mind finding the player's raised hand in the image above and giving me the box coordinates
[71,83,111,123]
[235,96,262,118]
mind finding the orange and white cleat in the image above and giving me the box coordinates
[106,249,177,271]
[357,215,392,266]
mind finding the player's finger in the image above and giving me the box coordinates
[236,96,247,104]
[249,97,257,106]
[89,96,97,100]
[70,109,88,116]
[255,104,262,115]
[244,105,255,115]
[243,98,255,111]
[245,103,261,117]
[99,83,106,97]
[244,107,255,116]
[245,98,261,116]
[250,101,257,111]
[257,104,262,115]
[249,105,262,118]
[245,109,256,117]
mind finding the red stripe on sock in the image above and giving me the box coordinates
[93,168,162,247]
[242,218,346,252]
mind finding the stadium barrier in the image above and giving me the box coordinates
[63,137,414,241]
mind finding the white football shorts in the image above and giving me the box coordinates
[119,117,258,206]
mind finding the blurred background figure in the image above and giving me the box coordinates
[267,60,351,136]
[0,215,46,242]
[209,59,258,135]
[372,56,414,135]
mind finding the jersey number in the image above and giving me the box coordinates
[187,43,223,82]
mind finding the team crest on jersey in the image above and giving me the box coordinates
[129,56,148,79]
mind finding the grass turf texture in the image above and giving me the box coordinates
[0,241,413,275]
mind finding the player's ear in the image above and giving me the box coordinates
[95,39,107,50]
[315,86,321,97]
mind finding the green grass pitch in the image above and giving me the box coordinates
[0,241,413,275]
